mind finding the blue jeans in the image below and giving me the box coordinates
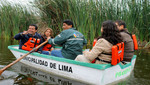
[42,51,50,55]
[51,50,64,58]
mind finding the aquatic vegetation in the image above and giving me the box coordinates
[0,1,38,39]
[34,0,150,46]
[0,0,149,46]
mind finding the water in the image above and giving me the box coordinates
[116,49,150,85]
[0,39,150,85]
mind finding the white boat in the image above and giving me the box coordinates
[12,62,87,85]
[8,45,137,85]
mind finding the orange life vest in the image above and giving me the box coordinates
[111,42,124,65]
[123,31,138,50]
[22,37,40,51]
[91,39,97,63]
[42,44,52,51]
[91,39,124,65]
[132,34,138,50]
[93,39,97,47]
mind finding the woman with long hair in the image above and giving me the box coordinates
[41,28,54,55]
[75,20,122,64]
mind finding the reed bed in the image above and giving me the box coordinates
[1,0,149,46]
[0,1,38,39]
[34,0,150,46]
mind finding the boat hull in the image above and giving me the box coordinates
[8,45,136,85]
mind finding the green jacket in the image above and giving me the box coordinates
[48,28,87,60]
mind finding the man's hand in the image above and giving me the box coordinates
[20,31,28,36]
[22,31,28,35]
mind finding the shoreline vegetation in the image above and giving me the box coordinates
[0,1,38,39]
[0,0,150,49]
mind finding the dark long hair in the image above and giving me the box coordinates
[97,20,122,45]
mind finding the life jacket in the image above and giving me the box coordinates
[132,34,138,50]
[91,39,97,63]
[22,37,40,51]
[122,31,138,50]
[91,39,124,65]
[93,39,97,47]
[42,44,52,51]
[111,42,124,65]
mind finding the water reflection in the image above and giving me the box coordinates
[0,39,17,65]
[0,70,17,85]
[115,50,150,85]
[11,62,87,85]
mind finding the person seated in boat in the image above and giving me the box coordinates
[41,28,54,55]
[115,20,134,62]
[75,20,122,64]
[47,19,87,60]
[14,24,43,54]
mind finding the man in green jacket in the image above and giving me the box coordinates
[47,20,87,60]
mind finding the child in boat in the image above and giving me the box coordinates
[75,20,123,64]
[41,28,54,55]
[115,20,134,62]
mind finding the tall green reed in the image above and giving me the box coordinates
[34,0,150,46]
[0,1,38,39]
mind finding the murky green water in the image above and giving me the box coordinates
[0,39,150,85]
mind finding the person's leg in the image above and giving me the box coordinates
[41,51,50,55]
[75,55,91,63]
[51,50,64,58]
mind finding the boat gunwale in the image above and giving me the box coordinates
[8,45,136,70]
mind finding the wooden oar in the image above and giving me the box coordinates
[0,40,48,75]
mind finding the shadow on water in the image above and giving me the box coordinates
[0,39,150,85]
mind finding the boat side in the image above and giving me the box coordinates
[12,62,87,85]
[8,45,112,70]
[103,55,136,84]
[8,45,108,84]
[8,45,136,85]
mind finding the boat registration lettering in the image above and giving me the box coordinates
[115,67,131,78]
[21,55,73,73]
[49,62,56,69]
[58,64,73,73]
[22,55,48,67]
